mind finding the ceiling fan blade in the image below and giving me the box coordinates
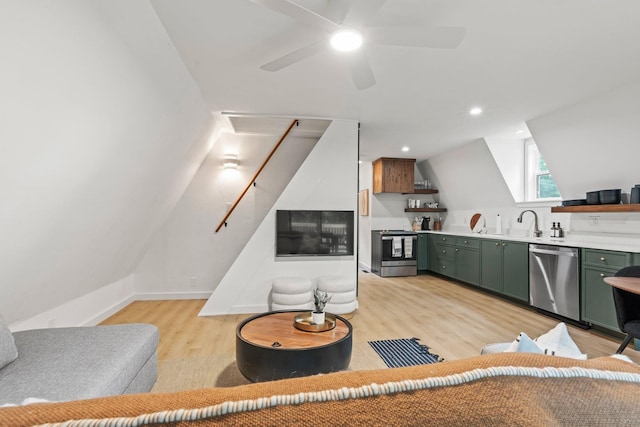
[347,51,376,90]
[369,26,466,49]
[343,0,387,27]
[249,0,340,33]
[324,0,355,25]
[260,40,327,71]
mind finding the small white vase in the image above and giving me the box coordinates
[311,311,325,325]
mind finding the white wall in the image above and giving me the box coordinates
[134,130,318,297]
[0,1,213,324]
[417,140,520,232]
[485,136,526,203]
[527,80,640,236]
[9,275,135,332]
[413,81,640,239]
[528,80,640,200]
[199,120,359,316]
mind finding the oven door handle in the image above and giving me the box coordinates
[381,236,417,241]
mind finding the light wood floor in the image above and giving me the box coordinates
[101,271,640,389]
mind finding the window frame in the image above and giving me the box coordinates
[524,139,561,202]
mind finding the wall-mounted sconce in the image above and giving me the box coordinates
[223,154,239,169]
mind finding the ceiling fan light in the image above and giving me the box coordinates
[330,29,363,52]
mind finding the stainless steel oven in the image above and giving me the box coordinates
[371,230,417,277]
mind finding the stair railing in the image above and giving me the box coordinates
[215,119,299,232]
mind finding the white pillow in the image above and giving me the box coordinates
[533,322,587,360]
[505,323,587,360]
[505,332,544,354]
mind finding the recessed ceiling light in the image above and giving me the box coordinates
[469,107,482,116]
[402,146,409,152]
[330,29,363,52]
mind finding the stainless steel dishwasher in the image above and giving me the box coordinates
[529,244,580,322]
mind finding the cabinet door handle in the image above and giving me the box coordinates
[455,248,459,252]
[502,243,507,247]
[442,265,446,269]
[600,272,606,277]
[495,243,500,247]
[442,250,446,254]
[464,240,468,244]
[600,257,606,261]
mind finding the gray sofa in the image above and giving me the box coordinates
[0,314,158,405]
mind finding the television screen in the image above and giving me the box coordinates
[276,210,354,257]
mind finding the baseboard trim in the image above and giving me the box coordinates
[135,291,213,301]
[84,295,136,326]
[198,303,268,317]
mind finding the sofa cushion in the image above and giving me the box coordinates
[0,314,18,370]
[0,324,158,404]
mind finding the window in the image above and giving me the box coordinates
[525,139,561,201]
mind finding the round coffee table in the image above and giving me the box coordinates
[236,310,352,382]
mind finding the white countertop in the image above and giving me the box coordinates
[417,230,640,253]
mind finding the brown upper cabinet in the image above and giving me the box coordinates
[372,157,415,194]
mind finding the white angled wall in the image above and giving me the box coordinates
[199,120,359,316]
[133,129,319,298]
[1,1,213,326]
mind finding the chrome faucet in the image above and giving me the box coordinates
[517,210,542,237]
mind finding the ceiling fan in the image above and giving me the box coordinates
[251,0,466,90]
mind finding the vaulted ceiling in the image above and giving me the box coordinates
[151,0,640,161]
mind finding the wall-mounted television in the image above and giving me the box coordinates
[276,210,354,257]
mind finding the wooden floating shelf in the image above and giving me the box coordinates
[402,189,439,194]
[404,208,447,213]
[551,204,640,213]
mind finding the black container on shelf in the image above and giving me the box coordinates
[631,186,640,204]
[599,189,621,204]
[562,199,588,207]
[586,191,600,205]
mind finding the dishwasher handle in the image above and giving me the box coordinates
[529,247,578,257]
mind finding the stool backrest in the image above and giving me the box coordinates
[612,266,640,330]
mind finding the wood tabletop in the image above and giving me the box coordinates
[239,311,351,349]
[604,276,640,295]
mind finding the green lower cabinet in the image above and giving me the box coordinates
[426,234,456,278]
[580,248,635,332]
[480,240,503,292]
[426,235,480,284]
[417,234,429,271]
[455,245,480,286]
[581,266,619,331]
[501,241,529,302]
[426,234,527,301]
[480,239,529,301]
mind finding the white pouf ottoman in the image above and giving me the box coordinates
[271,277,314,311]
[317,276,358,314]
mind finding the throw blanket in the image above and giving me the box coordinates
[2,353,640,426]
